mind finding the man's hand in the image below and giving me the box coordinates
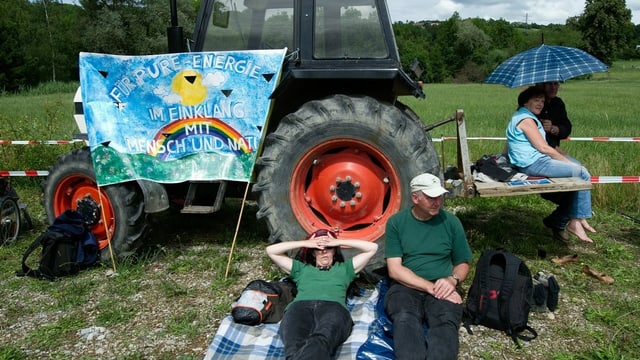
[443,291,463,304]
[432,277,462,304]
[541,119,553,133]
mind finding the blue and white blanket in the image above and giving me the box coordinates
[204,284,383,360]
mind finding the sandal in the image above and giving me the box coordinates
[551,254,579,265]
[582,265,614,284]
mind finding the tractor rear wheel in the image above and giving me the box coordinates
[253,95,440,274]
[41,147,148,260]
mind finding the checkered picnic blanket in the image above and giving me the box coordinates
[204,285,380,360]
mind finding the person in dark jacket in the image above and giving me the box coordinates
[537,81,575,242]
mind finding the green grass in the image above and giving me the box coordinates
[0,65,639,358]
[400,61,640,215]
[0,82,81,192]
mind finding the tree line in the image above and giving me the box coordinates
[1,0,638,92]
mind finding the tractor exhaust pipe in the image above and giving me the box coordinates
[167,0,184,53]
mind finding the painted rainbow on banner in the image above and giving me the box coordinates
[148,117,253,159]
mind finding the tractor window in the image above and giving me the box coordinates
[203,0,294,52]
[313,0,388,59]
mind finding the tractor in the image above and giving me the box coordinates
[42,0,440,273]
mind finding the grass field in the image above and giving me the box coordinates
[0,62,639,359]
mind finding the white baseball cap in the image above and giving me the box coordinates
[410,173,448,197]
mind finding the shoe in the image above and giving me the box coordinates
[532,278,548,312]
[546,275,560,312]
[551,254,579,264]
[534,272,560,312]
[582,265,614,284]
[543,217,570,243]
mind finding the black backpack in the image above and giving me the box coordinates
[473,154,518,182]
[17,210,98,281]
[463,248,537,347]
[231,278,297,325]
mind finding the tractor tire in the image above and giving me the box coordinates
[41,147,148,260]
[0,197,20,246]
[253,95,440,275]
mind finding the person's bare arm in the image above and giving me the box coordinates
[266,236,377,274]
[266,239,318,274]
[327,239,377,273]
[519,118,569,162]
[387,257,436,294]
[452,262,470,283]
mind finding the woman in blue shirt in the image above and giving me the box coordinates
[506,86,596,243]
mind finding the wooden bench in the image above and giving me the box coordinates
[429,110,592,198]
[474,177,592,197]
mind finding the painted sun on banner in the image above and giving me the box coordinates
[79,49,287,186]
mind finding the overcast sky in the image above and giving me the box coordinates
[387,0,640,25]
[59,0,640,25]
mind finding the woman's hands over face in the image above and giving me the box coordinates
[306,234,337,249]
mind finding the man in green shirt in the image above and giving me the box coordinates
[384,173,473,360]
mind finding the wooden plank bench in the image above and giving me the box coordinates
[474,177,592,197]
[429,110,593,199]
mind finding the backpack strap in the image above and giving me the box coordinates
[469,249,500,326]
[497,251,535,348]
[509,325,538,348]
[16,231,49,279]
[477,249,499,293]
[497,251,519,326]
[497,251,519,308]
[516,325,538,341]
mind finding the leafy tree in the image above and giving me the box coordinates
[474,18,524,50]
[432,13,461,82]
[452,19,491,81]
[0,0,32,91]
[78,0,197,55]
[4,0,637,90]
[26,1,85,83]
[537,24,583,48]
[578,0,634,64]
[392,22,431,82]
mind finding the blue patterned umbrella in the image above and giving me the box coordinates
[484,44,608,88]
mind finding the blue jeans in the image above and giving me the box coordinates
[384,283,462,360]
[520,156,592,219]
[280,300,353,360]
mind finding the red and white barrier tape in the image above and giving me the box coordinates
[434,136,640,142]
[0,170,49,177]
[569,137,640,142]
[2,172,639,183]
[2,138,638,183]
[591,176,640,184]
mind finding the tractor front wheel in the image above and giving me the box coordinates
[253,95,440,273]
[41,147,148,260]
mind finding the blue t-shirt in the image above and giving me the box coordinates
[506,107,547,168]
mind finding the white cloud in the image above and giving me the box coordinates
[202,71,226,87]
[387,0,640,25]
